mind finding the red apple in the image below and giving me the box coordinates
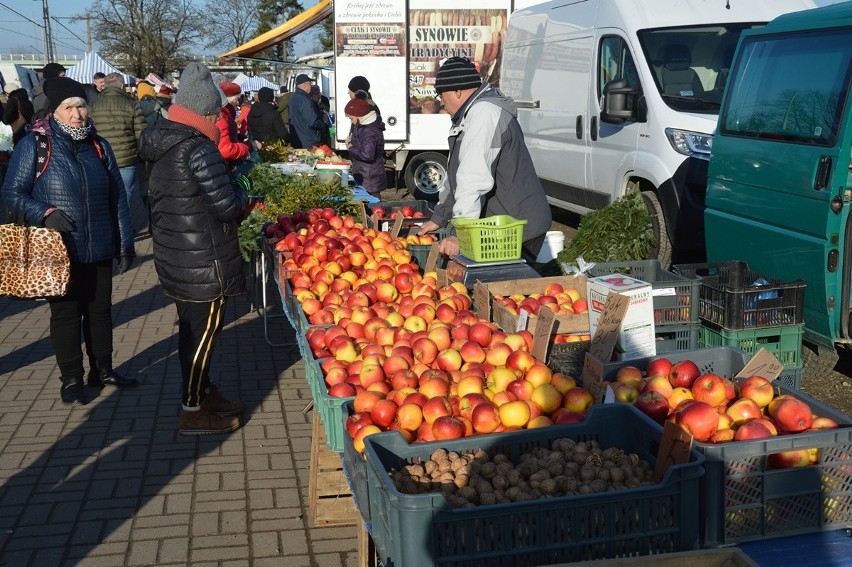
[635,390,670,423]
[645,356,673,378]
[691,373,728,407]
[734,420,774,441]
[471,401,502,433]
[345,411,373,437]
[370,399,399,429]
[675,401,719,442]
[726,398,763,427]
[767,449,812,469]
[738,375,775,409]
[773,397,813,433]
[422,396,453,424]
[615,365,643,389]
[432,415,466,440]
[668,359,700,389]
[562,387,594,414]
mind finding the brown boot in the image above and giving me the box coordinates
[179,405,239,435]
[205,384,244,416]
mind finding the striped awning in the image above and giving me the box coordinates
[218,0,331,60]
[64,52,134,85]
[238,76,280,92]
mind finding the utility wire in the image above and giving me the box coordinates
[0,2,43,28]
[51,17,86,45]
[0,26,44,43]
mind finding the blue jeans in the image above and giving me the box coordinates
[120,164,148,233]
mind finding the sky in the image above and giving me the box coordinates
[0,0,324,60]
[0,0,844,62]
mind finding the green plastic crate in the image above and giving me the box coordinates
[363,404,704,567]
[452,215,527,262]
[602,350,852,547]
[304,344,352,453]
[588,260,701,325]
[699,323,803,369]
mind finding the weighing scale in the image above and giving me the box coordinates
[446,255,540,288]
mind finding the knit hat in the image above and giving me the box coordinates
[310,84,321,96]
[219,82,241,97]
[136,82,156,100]
[344,97,370,118]
[42,62,66,79]
[257,87,274,102]
[173,63,226,116]
[348,75,370,93]
[295,74,313,86]
[43,77,87,112]
[435,57,482,94]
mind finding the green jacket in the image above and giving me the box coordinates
[89,86,146,167]
[277,92,293,126]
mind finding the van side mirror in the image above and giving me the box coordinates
[601,78,637,124]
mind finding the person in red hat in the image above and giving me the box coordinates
[216,82,253,167]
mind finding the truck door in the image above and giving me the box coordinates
[705,28,852,348]
[589,33,641,208]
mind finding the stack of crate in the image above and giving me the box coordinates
[673,261,807,389]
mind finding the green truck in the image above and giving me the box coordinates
[704,3,852,369]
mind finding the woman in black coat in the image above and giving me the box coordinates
[2,77,136,405]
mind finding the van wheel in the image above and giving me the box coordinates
[802,341,839,378]
[641,191,673,268]
[404,152,447,201]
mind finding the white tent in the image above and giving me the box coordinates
[64,52,134,85]
[238,75,279,92]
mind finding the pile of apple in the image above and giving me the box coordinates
[609,357,841,468]
[370,204,427,220]
[492,282,588,316]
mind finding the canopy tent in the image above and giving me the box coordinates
[232,72,251,85]
[238,76,280,92]
[144,72,175,90]
[65,52,135,85]
[218,0,332,60]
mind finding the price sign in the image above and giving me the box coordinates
[390,215,404,239]
[734,348,783,383]
[531,306,556,362]
[474,282,490,321]
[516,309,529,332]
[653,421,694,483]
[425,242,441,273]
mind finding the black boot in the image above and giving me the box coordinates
[88,360,139,388]
[60,376,85,405]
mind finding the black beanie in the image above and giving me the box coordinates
[435,57,482,94]
[43,77,87,112]
[348,75,370,93]
[258,87,274,102]
[42,62,66,80]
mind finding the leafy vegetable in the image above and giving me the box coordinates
[256,139,291,163]
[557,192,656,268]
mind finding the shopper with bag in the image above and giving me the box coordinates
[1,77,137,405]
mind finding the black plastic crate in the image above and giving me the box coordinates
[672,261,805,330]
[365,200,433,230]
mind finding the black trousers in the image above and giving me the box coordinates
[175,297,226,408]
[48,261,114,380]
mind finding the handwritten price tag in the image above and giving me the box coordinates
[654,421,693,483]
[516,309,529,332]
[734,348,783,382]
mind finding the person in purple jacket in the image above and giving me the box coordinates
[344,93,387,197]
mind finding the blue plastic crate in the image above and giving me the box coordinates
[364,404,705,567]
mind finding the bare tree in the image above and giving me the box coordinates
[203,0,260,52]
[81,0,204,77]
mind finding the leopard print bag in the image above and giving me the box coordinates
[0,224,70,298]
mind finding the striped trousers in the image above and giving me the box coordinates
[175,297,226,409]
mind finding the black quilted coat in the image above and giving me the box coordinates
[138,120,247,302]
[1,117,134,263]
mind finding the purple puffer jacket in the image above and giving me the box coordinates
[348,119,387,195]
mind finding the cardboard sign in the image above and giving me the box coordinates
[425,242,441,273]
[473,282,490,321]
[516,309,529,332]
[531,305,556,362]
[734,347,784,383]
[437,268,448,287]
[588,291,630,361]
[653,421,694,483]
[390,215,404,239]
[582,353,606,402]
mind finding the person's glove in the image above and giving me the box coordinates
[44,210,74,232]
[117,256,134,275]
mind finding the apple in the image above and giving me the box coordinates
[615,366,644,389]
[431,415,466,440]
[734,420,774,441]
[354,390,384,413]
[642,375,674,399]
[498,400,531,428]
[458,393,489,419]
[767,449,812,469]
[553,410,586,425]
[471,401,501,433]
[773,397,813,433]
[674,401,718,442]
[635,391,670,423]
[726,398,763,427]
[737,375,775,409]
[524,364,553,387]
[668,359,700,389]
[691,373,728,407]
[562,387,594,414]
[422,396,453,424]
[530,383,562,414]
[345,411,373,437]
[328,382,356,398]
[710,428,736,443]
[810,416,840,430]
[668,387,694,410]
[611,382,640,404]
[506,379,534,401]
[506,350,536,373]
[352,424,382,454]
[645,356,673,378]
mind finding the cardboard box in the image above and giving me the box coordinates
[587,273,656,360]
[476,275,589,334]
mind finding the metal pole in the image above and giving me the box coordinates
[42,0,54,61]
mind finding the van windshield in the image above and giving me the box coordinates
[638,23,765,113]
[720,28,852,146]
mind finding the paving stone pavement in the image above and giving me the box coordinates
[0,235,362,567]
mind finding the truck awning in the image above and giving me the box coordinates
[218,0,331,60]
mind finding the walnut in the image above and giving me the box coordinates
[459,485,477,501]
[589,479,608,493]
[430,449,448,462]
[540,478,557,495]
[493,453,509,465]
[454,474,469,489]
[406,464,425,477]
[547,462,564,477]
[479,492,497,506]
[597,468,611,483]
[574,452,590,465]
[506,486,520,501]
[492,475,509,491]
[424,461,438,476]
[579,465,597,482]
[480,462,497,479]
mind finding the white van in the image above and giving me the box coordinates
[501,0,816,264]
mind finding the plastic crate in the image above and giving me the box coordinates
[366,200,433,230]
[699,323,803,369]
[452,215,527,262]
[777,365,804,390]
[546,339,592,378]
[587,260,701,325]
[655,323,700,354]
[672,261,806,330]
[600,349,852,547]
[304,345,353,453]
[363,404,705,567]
